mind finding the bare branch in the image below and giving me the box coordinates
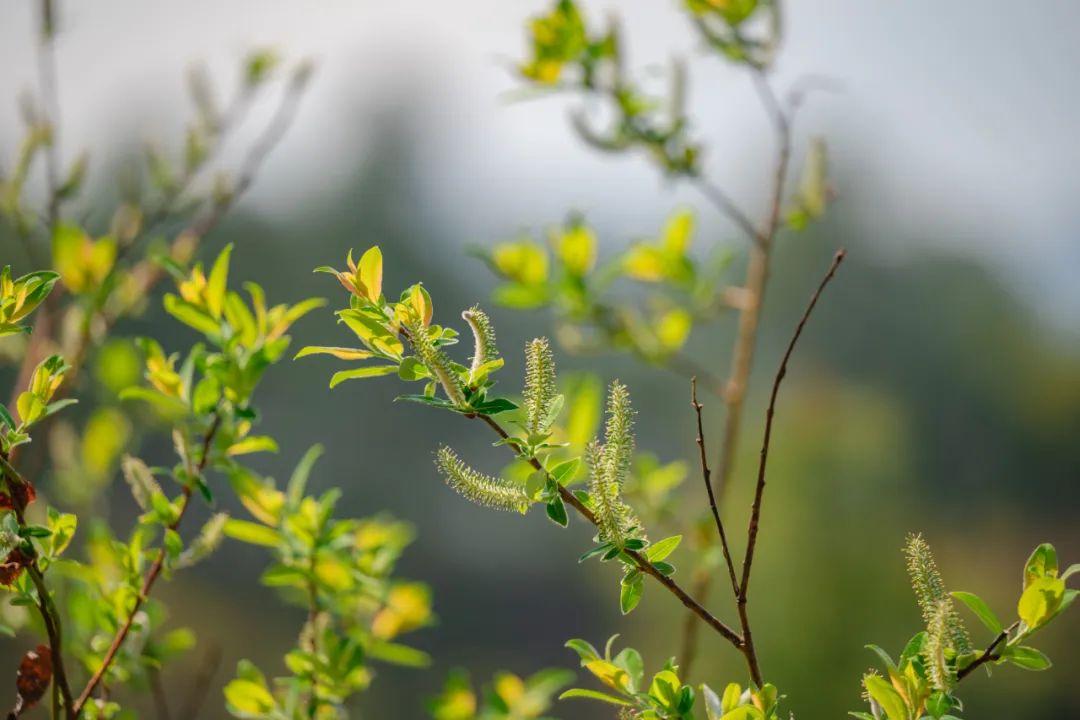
[691,377,740,599]
[739,248,846,599]
[472,412,745,649]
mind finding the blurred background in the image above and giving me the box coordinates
[1,0,1078,718]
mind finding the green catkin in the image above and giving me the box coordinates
[601,380,634,485]
[462,306,498,385]
[904,534,972,654]
[409,320,467,407]
[925,598,954,691]
[587,381,642,546]
[523,337,556,435]
[435,446,529,513]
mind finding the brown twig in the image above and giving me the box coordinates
[472,412,744,648]
[0,453,77,718]
[734,248,846,686]
[72,413,222,715]
[678,69,793,679]
[956,621,1018,681]
[691,377,739,599]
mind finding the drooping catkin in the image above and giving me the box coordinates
[925,598,955,691]
[435,446,529,513]
[523,337,556,435]
[462,306,498,385]
[409,320,466,407]
[587,381,642,546]
[904,533,971,654]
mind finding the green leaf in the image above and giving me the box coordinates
[862,675,907,720]
[226,436,279,457]
[398,357,430,381]
[356,246,383,301]
[558,688,632,706]
[719,707,765,720]
[546,497,568,527]
[549,457,580,484]
[1024,543,1058,589]
[700,683,723,720]
[470,397,519,415]
[1018,576,1065,628]
[864,645,897,675]
[951,591,1003,634]
[366,640,431,668]
[329,365,399,388]
[579,543,613,563]
[164,295,220,336]
[286,444,324,506]
[620,573,643,614]
[223,519,282,547]
[118,386,188,416]
[645,535,682,562]
[1003,645,1052,671]
[395,394,459,410]
[1061,563,1079,583]
[564,638,600,663]
[224,677,275,715]
[0,404,16,431]
[207,244,233,320]
[294,346,375,361]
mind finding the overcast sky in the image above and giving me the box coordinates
[2,0,1078,329]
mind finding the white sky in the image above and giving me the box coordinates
[1,0,1078,328]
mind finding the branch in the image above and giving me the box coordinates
[956,621,1018,682]
[11,62,311,460]
[680,71,794,680]
[473,413,744,649]
[72,413,222,715]
[689,176,762,246]
[691,377,739,599]
[733,248,845,684]
[0,453,76,718]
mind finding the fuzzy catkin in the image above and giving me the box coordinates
[925,598,955,690]
[409,321,467,407]
[462,306,498,385]
[435,446,528,514]
[904,534,972,654]
[523,337,556,435]
[587,381,642,546]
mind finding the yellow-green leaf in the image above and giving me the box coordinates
[356,246,383,301]
[1018,576,1065,628]
[223,519,282,547]
[206,243,233,320]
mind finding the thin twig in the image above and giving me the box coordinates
[690,175,762,246]
[956,621,1018,681]
[472,412,745,648]
[679,69,793,679]
[72,413,222,715]
[0,453,77,718]
[691,377,739,599]
[735,248,846,685]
